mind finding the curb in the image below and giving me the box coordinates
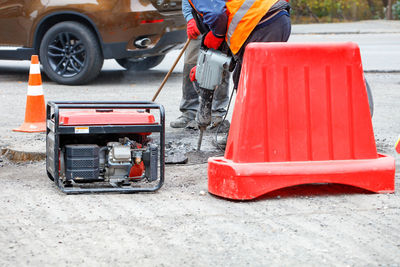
[1,147,46,162]
[364,70,400,73]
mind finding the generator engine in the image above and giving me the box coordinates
[46,102,165,194]
[62,137,158,185]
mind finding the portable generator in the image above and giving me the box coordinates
[46,101,165,194]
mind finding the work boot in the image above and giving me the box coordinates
[170,115,194,128]
[185,120,198,130]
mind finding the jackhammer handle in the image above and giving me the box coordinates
[152,39,191,102]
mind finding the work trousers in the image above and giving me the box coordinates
[232,12,292,89]
[180,37,230,120]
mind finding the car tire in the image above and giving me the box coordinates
[116,55,165,71]
[40,21,103,85]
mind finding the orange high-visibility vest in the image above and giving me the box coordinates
[226,0,278,54]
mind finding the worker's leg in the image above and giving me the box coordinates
[172,37,230,129]
[171,38,201,128]
[232,13,291,89]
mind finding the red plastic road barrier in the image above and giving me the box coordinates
[208,42,395,200]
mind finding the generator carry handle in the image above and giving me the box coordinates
[46,101,165,194]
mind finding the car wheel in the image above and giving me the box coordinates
[116,55,165,71]
[40,21,103,85]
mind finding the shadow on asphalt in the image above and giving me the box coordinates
[0,66,29,82]
[210,183,373,203]
[257,183,372,200]
[91,70,181,86]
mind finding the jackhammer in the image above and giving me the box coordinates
[193,47,231,150]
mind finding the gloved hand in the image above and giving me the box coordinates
[190,66,197,82]
[204,31,224,50]
[187,19,200,39]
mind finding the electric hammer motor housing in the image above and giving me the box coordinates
[193,47,232,150]
[195,48,232,91]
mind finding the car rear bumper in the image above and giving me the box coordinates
[102,30,187,59]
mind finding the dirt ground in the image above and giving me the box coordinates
[1,160,399,266]
[0,73,400,266]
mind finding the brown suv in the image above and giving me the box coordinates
[0,0,186,85]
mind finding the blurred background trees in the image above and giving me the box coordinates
[290,0,400,23]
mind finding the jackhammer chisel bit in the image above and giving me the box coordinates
[196,86,214,151]
[197,127,205,151]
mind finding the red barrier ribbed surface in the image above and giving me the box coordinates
[208,42,395,200]
[226,42,376,163]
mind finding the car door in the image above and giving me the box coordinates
[0,0,28,46]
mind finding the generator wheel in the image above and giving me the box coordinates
[47,170,54,181]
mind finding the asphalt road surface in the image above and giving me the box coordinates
[0,21,399,266]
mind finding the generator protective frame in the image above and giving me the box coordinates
[46,101,165,194]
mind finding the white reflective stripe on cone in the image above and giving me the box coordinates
[27,85,44,96]
[29,64,41,75]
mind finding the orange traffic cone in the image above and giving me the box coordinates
[13,55,46,133]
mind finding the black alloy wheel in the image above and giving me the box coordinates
[40,21,103,85]
[47,32,85,78]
